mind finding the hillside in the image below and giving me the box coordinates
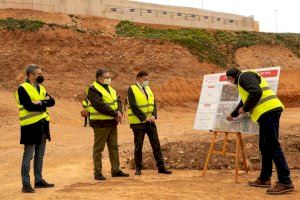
[0,9,299,107]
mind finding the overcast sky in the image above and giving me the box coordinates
[134,0,300,33]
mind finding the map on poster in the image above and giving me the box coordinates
[194,67,281,134]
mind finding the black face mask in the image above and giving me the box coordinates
[36,76,44,84]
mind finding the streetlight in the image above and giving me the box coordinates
[275,10,278,33]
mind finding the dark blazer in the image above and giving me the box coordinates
[87,82,121,128]
[127,84,157,130]
[18,81,55,145]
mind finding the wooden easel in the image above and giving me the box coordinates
[202,130,249,183]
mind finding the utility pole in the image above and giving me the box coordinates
[202,0,204,9]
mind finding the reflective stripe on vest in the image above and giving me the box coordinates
[15,82,49,126]
[127,85,155,124]
[238,72,284,122]
[89,82,118,120]
[82,87,92,113]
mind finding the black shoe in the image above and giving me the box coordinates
[135,169,142,176]
[22,184,35,193]
[158,167,172,174]
[112,170,130,177]
[94,174,106,180]
[34,179,54,188]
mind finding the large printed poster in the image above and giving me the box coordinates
[194,67,281,133]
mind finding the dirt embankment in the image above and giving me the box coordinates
[0,28,218,105]
[129,125,300,170]
[0,9,299,108]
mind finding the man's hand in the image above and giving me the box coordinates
[117,116,123,124]
[150,116,156,123]
[146,117,152,122]
[116,111,123,123]
[226,115,233,122]
[117,111,123,118]
[238,107,245,115]
[32,101,42,105]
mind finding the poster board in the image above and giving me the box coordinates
[194,67,281,133]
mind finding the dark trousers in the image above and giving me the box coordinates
[21,133,46,186]
[258,110,291,184]
[133,123,164,169]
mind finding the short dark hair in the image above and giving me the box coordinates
[137,71,149,78]
[26,64,40,77]
[226,67,241,78]
[96,68,108,79]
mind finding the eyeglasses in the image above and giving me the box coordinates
[33,72,43,76]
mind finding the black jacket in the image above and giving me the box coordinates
[127,84,157,130]
[87,82,121,128]
[231,71,282,119]
[18,80,55,145]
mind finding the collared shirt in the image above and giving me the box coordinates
[136,82,148,99]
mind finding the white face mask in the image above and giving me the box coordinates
[142,81,149,87]
[103,78,111,85]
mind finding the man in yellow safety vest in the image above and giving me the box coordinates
[87,68,129,180]
[15,64,55,193]
[127,71,171,176]
[226,67,294,195]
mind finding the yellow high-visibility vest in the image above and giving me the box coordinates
[82,87,91,112]
[238,72,284,122]
[89,82,118,120]
[128,84,155,124]
[82,99,90,111]
[15,82,50,126]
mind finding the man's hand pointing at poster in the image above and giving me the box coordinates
[238,107,245,115]
[226,115,233,121]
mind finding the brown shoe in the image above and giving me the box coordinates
[266,181,294,195]
[248,178,271,188]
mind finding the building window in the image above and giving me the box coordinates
[129,8,135,12]
[217,18,221,21]
[162,11,168,15]
[229,20,234,23]
[204,16,208,19]
[191,14,196,18]
[111,8,117,12]
[177,13,182,16]
[147,10,152,13]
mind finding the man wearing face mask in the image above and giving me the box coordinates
[15,64,55,193]
[127,71,172,176]
[225,67,294,195]
[87,68,129,180]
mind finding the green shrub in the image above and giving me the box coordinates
[0,18,45,31]
[116,21,300,67]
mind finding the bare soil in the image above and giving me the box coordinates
[0,91,299,200]
[0,9,299,200]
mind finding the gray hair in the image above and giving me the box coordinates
[25,64,40,77]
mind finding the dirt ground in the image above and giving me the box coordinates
[0,90,299,200]
[0,8,299,200]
